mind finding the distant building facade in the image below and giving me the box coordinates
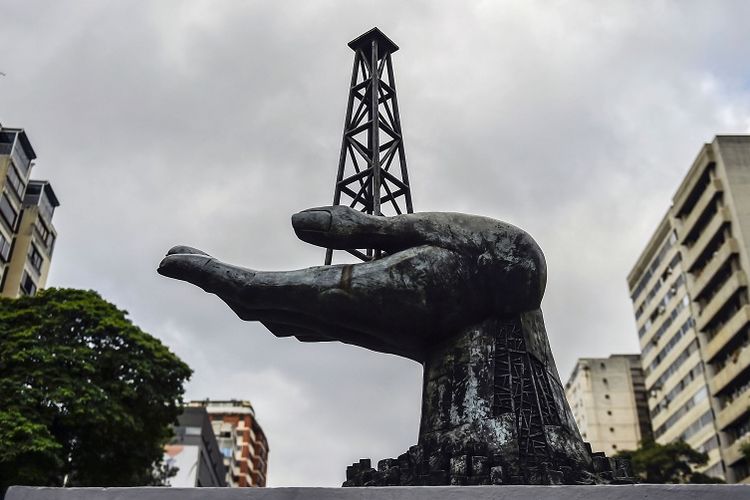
[0,126,59,297]
[565,355,652,455]
[628,136,750,483]
[164,407,227,487]
[188,399,269,487]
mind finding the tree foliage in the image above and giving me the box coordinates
[0,288,192,491]
[616,438,724,484]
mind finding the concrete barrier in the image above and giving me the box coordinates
[7,485,750,500]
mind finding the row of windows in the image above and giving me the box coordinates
[39,192,55,222]
[20,270,36,296]
[5,163,25,200]
[27,244,43,274]
[645,316,695,374]
[0,231,10,262]
[0,192,18,230]
[631,231,678,303]
[678,409,714,442]
[697,435,720,454]
[635,254,683,321]
[702,461,725,480]
[34,217,55,252]
[651,339,700,391]
[10,141,31,177]
[640,294,690,341]
[639,269,685,325]
[654,386,708,438]
[650,362,704,420]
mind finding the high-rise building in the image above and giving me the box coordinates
[188,399,269,487]
[0,126,59,298]
[164,407,228,487]
[565,354,652,455]
[628,135,750,483]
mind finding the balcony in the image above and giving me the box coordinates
[717,389,750,431]
[678,178,723,244]
[704,304,750,361]
[692,237,739,299]
[673,151,714,213]
[684,206,732,272]
[725,437,747,466]
[710,344,750,395]
[696,270,747,332]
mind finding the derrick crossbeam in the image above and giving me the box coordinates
[326,28,413,265]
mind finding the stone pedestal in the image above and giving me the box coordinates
[7,485,750,500]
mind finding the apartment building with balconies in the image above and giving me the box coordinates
[0,126,59,298]
[188,399,269,487]
[628,135,750,483]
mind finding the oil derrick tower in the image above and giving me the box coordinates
[325,28,414,264]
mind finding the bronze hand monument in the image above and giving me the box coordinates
[159,205,633,485]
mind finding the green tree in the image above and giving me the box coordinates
[0,288,192,491]
[616,438,724,484]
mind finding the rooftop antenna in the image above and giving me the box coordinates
[325,27,414,264]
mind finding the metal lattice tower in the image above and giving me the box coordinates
[325,27,414,264]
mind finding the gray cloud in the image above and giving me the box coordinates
[2,0,750,486]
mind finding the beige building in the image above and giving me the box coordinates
[0,126,59,297]
[565,355,652,455]
[628,135,750,483]
[188,400,269,487]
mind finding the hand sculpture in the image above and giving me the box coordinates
[159,206,631,486]
[158,205,546,363]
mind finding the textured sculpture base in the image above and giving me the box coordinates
[343,448,634,486]
[8,485,750,500]
[344,313,636,486]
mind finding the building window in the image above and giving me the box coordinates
[39,193,54,222]
[703,462,725,479]
[20,271,37,296]
[610,427,615,433]
[28,244,43,274]
[607,410,612,416]
[10,142,31,177]
[5,164,25,199]
[0,231,10,262]
[0,193,18,230]
[34,217,55,253]
[605,394,610,399]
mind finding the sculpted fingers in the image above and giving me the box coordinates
[291,205,434,252]
[157,246,253,296]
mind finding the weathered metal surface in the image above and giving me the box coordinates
[158,205,633,485]
[327,28,413,264]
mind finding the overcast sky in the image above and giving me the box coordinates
[3,0,750,487]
